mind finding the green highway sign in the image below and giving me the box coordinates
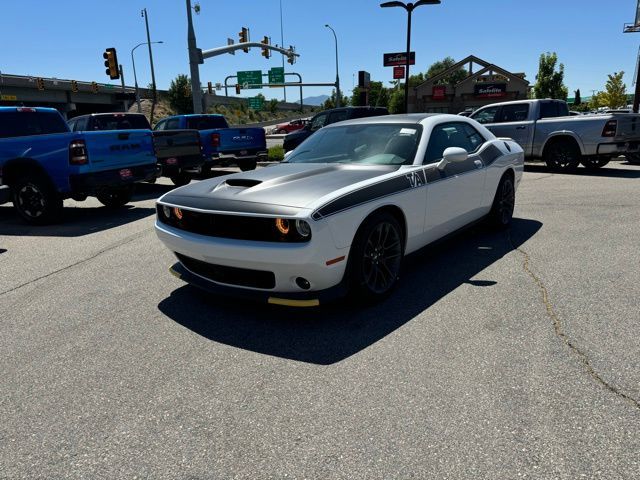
[247,96,264,111]
[268,67,285,85]
[237,70,263,89]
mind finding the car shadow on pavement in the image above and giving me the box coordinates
[0,205,156,237]
[158,218,542,365]
[525,163,640,178]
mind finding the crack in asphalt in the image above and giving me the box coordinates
[510,235,640,410]
[0,230,151,297]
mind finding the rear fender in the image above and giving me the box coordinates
[542,131,585,156]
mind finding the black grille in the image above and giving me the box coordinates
[176,253,275,289]
[157,205,310,243]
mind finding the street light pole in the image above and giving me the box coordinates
[131,41,163,113]
[325,24,341,108]
[186,0,203,114]
[380,0,441,113]
[141,8,159,123]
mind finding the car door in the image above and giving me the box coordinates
[486,103,534,152]
[423,121,488,242]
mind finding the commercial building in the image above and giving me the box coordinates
[410,55,530,114]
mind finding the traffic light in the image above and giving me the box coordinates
[91,81,99,94]
[261,36,271,59]
[207,81,213,95]
[235,84,241,95]
[71,80,78,93]
[287,45,296,65]
[36,77,45,90]
[239,27,249,53]
[103,47,120,80]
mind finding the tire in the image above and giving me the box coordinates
[278,129,287,134]
[348,212,404,303]
[581,157,610,169]
[170,172,192,186]
[96,185,133,208]
[487,174,515,230]
[625,153,640,165]
[543,139,581,172]
[239,160,257,172]
[12,175,63,225]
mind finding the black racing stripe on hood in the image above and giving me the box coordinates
[313,170,425,219]
[159,194,301,216]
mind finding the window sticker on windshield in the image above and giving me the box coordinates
[399,128,417,135]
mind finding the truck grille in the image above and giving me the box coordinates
[176,253,275,289]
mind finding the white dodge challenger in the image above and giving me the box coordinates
[155,114,524,306]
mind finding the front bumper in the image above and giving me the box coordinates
[69,163,158,192]
[155,219,350,299]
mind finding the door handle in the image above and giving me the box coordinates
[515,126,526,130]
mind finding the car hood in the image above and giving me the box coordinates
[160,163,401,214]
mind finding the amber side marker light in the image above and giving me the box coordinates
[325,256,346,266]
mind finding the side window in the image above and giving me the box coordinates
[310,113,328,131]
[154,120,166,131]
[327,110,349,125]
[424,122,484,164]
[498,104,529,122]
[471,106,499,124]
[165,118,180,130]
[75,117,88,131]
[539,101,559,119]
[67,119,77,131]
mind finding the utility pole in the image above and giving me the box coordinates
[280,0,287,103]
[186,0,203,114]
[142,8,158,123]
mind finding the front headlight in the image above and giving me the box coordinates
[295,220,311,238]
[274,218,312,241]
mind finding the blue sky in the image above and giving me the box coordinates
[1,0,639,101]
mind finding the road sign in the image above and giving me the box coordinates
[1,94,17,101]
[248,96,264,111]
[358,71,370,89]
[383,52,415,67]
[393,66,405,79]
[268,67,285,85]
[237,70,262,89]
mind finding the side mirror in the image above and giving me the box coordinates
[438,147,468,170]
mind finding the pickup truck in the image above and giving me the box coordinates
[0,107,157,224]
[154,114,266,171]
[469,99,640,171]
[68,113,203,186]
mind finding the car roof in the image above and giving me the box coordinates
[325,113,442,127]
[0,106,59,113]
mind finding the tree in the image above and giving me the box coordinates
[425,57,468,85]
[167,74,193,114]
[589,91,606,110]
[574,89,581,106]
[268,98,279,114]
[533,52,568,101]
[602,72,627,109]
[388,86,405,114]
[351,81,389,108]
[323,89,350,109]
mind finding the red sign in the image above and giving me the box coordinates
[432,85,446,100]
[393,66,405,79]
[383,52,415,67]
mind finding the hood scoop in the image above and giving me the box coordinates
[224,178,262,188]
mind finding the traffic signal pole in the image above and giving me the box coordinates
[186,0,203,114]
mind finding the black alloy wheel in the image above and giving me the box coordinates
[488,175,515,229]
[581,157,610,169]
[544,140,581,172]
[12,176,63,225]
[96,185,134,208]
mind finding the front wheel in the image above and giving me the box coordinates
[581,157,610,169]
[625,153,640,165]
[349,212,404,303]
[12,176,63,225]
[96,185,133,208]
[544,140,580,172]
[239,160,257,172]
[170,172,192,186]
[277,129,287,134]
[487,174,515,229]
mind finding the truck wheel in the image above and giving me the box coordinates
[625,153,640,165]
[487,174,515,230]
[12,175,63,225]
[239,160,257,172]
[581,157,610,169]
[170,173,192,186]
[544,139,580,172]
[348,212,404,303]
[96,185,133,208]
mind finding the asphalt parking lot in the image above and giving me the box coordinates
[1,161,639,478]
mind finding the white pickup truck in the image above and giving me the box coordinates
[469,99,640,171]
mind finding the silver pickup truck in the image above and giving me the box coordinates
[469,99,640,171]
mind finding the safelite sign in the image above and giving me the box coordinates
[474,83,507,98]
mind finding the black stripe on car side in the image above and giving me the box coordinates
[313,169,427,220]
[480,144,502,165]
[160,194,302,217]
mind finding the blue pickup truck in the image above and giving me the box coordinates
[0,107,157,224]
[154,114,267,171]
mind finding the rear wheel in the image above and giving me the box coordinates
[170,172,192,186]
[96,185,133,208]
[487,174,515,229]
[626,153,640,165]
[544,139,580,172]
[12,175,63,225]
[581,157,610,169]
[239,160,257,172]
[349,212,404,302]
[277,129,287,134]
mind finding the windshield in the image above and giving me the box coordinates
[286,123,422,165]
[186,115,229,130]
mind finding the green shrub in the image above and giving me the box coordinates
[268,145,284,162]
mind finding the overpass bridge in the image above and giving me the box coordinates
[0,73,139,118]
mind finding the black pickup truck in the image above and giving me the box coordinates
[68,113,203,186]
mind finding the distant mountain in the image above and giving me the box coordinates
[302,95,329,106]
